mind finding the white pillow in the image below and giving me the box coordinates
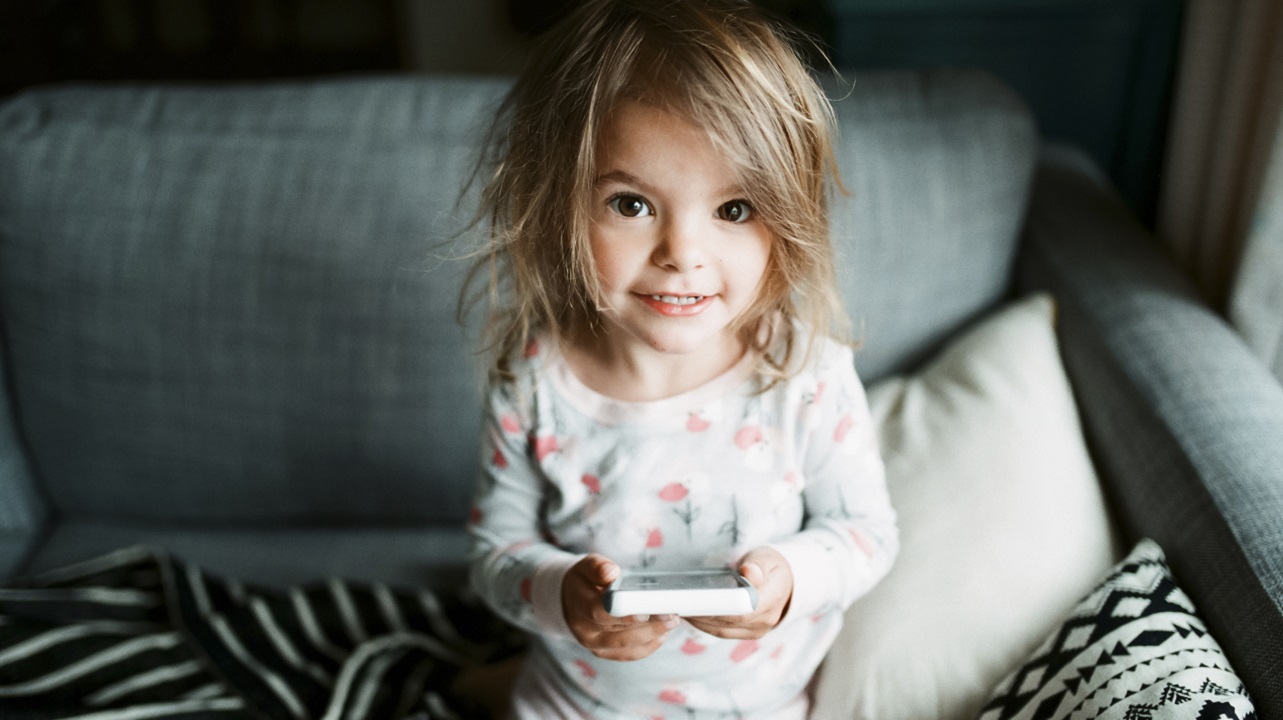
[810,293,1122,720]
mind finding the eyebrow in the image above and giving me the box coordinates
[594,170,746,199]
[595,170,651,191]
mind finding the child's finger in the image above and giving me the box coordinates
[590,604,638,628]
[739,561,765,587]
[591,607,673,631]
[685,618,760,640]
[570,554,620,589]
[589,555,621,587]
[589,617,678,660]
[685,613,751,631]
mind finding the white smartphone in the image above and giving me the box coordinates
[602,568,758,617]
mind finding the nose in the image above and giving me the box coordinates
[653,214,708,272]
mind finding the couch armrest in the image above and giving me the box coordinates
[1016,146,1283,714]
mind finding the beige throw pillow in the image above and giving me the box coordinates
[810,293,1121,720]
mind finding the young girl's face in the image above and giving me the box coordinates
[587,101,772,364]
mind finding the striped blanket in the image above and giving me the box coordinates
[0,547,525,720]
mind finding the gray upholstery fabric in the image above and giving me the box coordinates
[1017,147,1283,717]
[0,77,510,526]
[827,71,1037,378]
[20,521,469,591]
[0,346,47,578]
[0,71,1034,545]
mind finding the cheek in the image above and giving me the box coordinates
[735,232,773,294]
[588,231,632,296]
[725,235,776,322]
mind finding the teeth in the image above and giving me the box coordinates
[652,295,704,305]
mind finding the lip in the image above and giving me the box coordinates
[635,292,714,317]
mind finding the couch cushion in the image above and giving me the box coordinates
[19,521,469,591]
[0,77,508,526]
[811,294,1120,720]
[0,71,1036,529]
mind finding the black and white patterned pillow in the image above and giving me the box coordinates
[979,539,1256,720]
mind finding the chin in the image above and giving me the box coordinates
[644,339,703,355]
[639,328,732,356]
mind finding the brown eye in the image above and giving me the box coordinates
[718,200,753,223]
[609,195,651,218]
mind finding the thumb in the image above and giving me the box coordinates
[582,554,621,588]
[739,561,765,588]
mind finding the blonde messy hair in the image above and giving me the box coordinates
[465,0,850,387]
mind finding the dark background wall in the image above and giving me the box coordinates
[0,0,1183,226]
[828,0,1184,231]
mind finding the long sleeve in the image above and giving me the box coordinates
[769,345,899,620]
[467,377,582,638]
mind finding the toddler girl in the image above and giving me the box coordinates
[465,1,898,717]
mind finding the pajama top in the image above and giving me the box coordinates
[467,332,898,719]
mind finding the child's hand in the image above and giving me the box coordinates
[562,554,679,661]
[685,547,793,640]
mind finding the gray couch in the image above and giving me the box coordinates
[1,71,1280,715]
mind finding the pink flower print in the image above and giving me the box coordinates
[500,414,522,434]
[800,382,826,422]
[492,448,507,469]
[771,470,804,507]
[523,338,540,358]
[770,645,785,660]
[659,689,687,705]
[506,539,534,554]
[681,638,707,655]
[519,577,533,603]
[582,474,601,494]
[662,482,700,539]
[734,425,763,450]
[834,413,855,442]
[468,506,483,525]
[658,483,688,502]
[739,425,777,472]
[730,639,759,663]
[574,659,597,679]
[645,529,664,549]
[531,435,559,461]
[686,411,711,432]
[848,528,877,558]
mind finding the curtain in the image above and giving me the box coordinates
[1157,1,1283,379]
[1229,122,1283,380]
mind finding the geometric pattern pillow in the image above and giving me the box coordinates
[979,539,1257,720]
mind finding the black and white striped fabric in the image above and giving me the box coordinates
[0,547,524,720]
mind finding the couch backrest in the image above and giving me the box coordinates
[0,71,1036,526]
[827,71,1037,375]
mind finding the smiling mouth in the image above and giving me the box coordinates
[637,293,713,317]
[650,294,705,306]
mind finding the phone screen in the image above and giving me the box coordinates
[615,570,742,591]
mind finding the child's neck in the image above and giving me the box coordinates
[562,332,750,403]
